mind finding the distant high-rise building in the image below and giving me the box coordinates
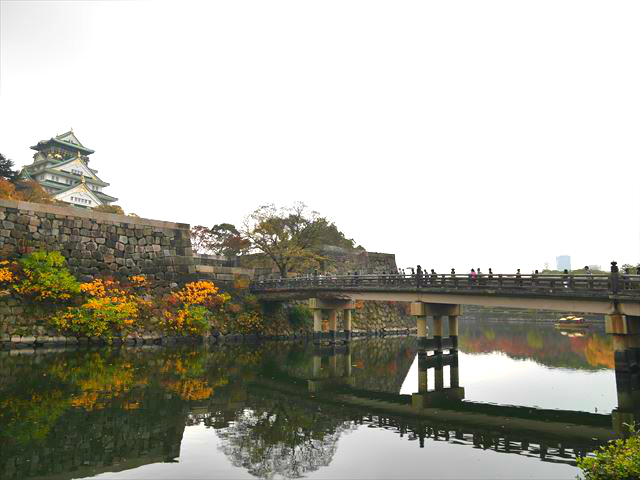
[556,255,571,271]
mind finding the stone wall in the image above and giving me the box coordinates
[0,198,194,285]
[318,245,397,274]
[193,253,254,285]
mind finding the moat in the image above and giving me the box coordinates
[0,319,628,479]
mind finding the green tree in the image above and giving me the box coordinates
[577,426,640,479]
[0,153,18,182]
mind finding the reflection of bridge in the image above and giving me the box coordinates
[254,341,639,467]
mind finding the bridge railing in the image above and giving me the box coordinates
[251,273,640,295]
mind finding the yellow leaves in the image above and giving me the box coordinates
[0,261,15,284]
[164,378,213,401]
[173,281,219,306]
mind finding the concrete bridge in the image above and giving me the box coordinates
[252,272,640,356]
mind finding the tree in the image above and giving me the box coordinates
[14,180,52,204]
[210,223,251,257]
[94,204,125,215]
[0,178,18,200]
[0,153,18,182]
[190,223,250,257]
[190,225,215,254]
[241,202,334,278]
[311,217,357,249]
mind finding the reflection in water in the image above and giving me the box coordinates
[0,323,637,480]
[457,321,614,369]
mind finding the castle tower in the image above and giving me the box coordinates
[19,129,118,208]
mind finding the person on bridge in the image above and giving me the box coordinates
[623,267,631,289]
[430,269,437,285]
[488,268,493,281]
[470,268,477,284]
[416,265,423,287]
[611,261,619,293]
[516,268,522,286]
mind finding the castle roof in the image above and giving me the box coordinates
[30,130,95,155]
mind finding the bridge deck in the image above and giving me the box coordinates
[252,273,640,314]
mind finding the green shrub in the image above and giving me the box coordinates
[288,304,312,329]
[577,427,640,479]
[14,251,80,302]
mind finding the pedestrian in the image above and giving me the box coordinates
[451,268,456,275]
[611,261,619,293]
[623,267,631,290]
[416,265,423,287]
[470,268,477,283]
[516,268,522,286]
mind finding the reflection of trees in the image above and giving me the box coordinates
[459,322,613,370]
[215,398,353,479]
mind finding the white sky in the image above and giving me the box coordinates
[1,0,639,272]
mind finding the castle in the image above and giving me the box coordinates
[19,130,117,208]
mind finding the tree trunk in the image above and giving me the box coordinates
[278,265,288,279]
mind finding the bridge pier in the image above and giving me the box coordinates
[606,314,640,435]
[313,309,323,342]
[343,309,352,342]
[411,302,463,350]
[449,315,459,350]
[309,298,356,344]
[328,310,337,343]
[433,315,443,352]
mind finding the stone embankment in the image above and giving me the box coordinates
[0,198,194,286]
[0,199,411,349]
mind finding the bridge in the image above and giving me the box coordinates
[252,272,640,346]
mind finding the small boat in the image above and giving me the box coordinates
[555,315,589,329]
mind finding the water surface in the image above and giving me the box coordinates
[0,320,628,479]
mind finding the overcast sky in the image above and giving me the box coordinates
[1,0,639,272]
